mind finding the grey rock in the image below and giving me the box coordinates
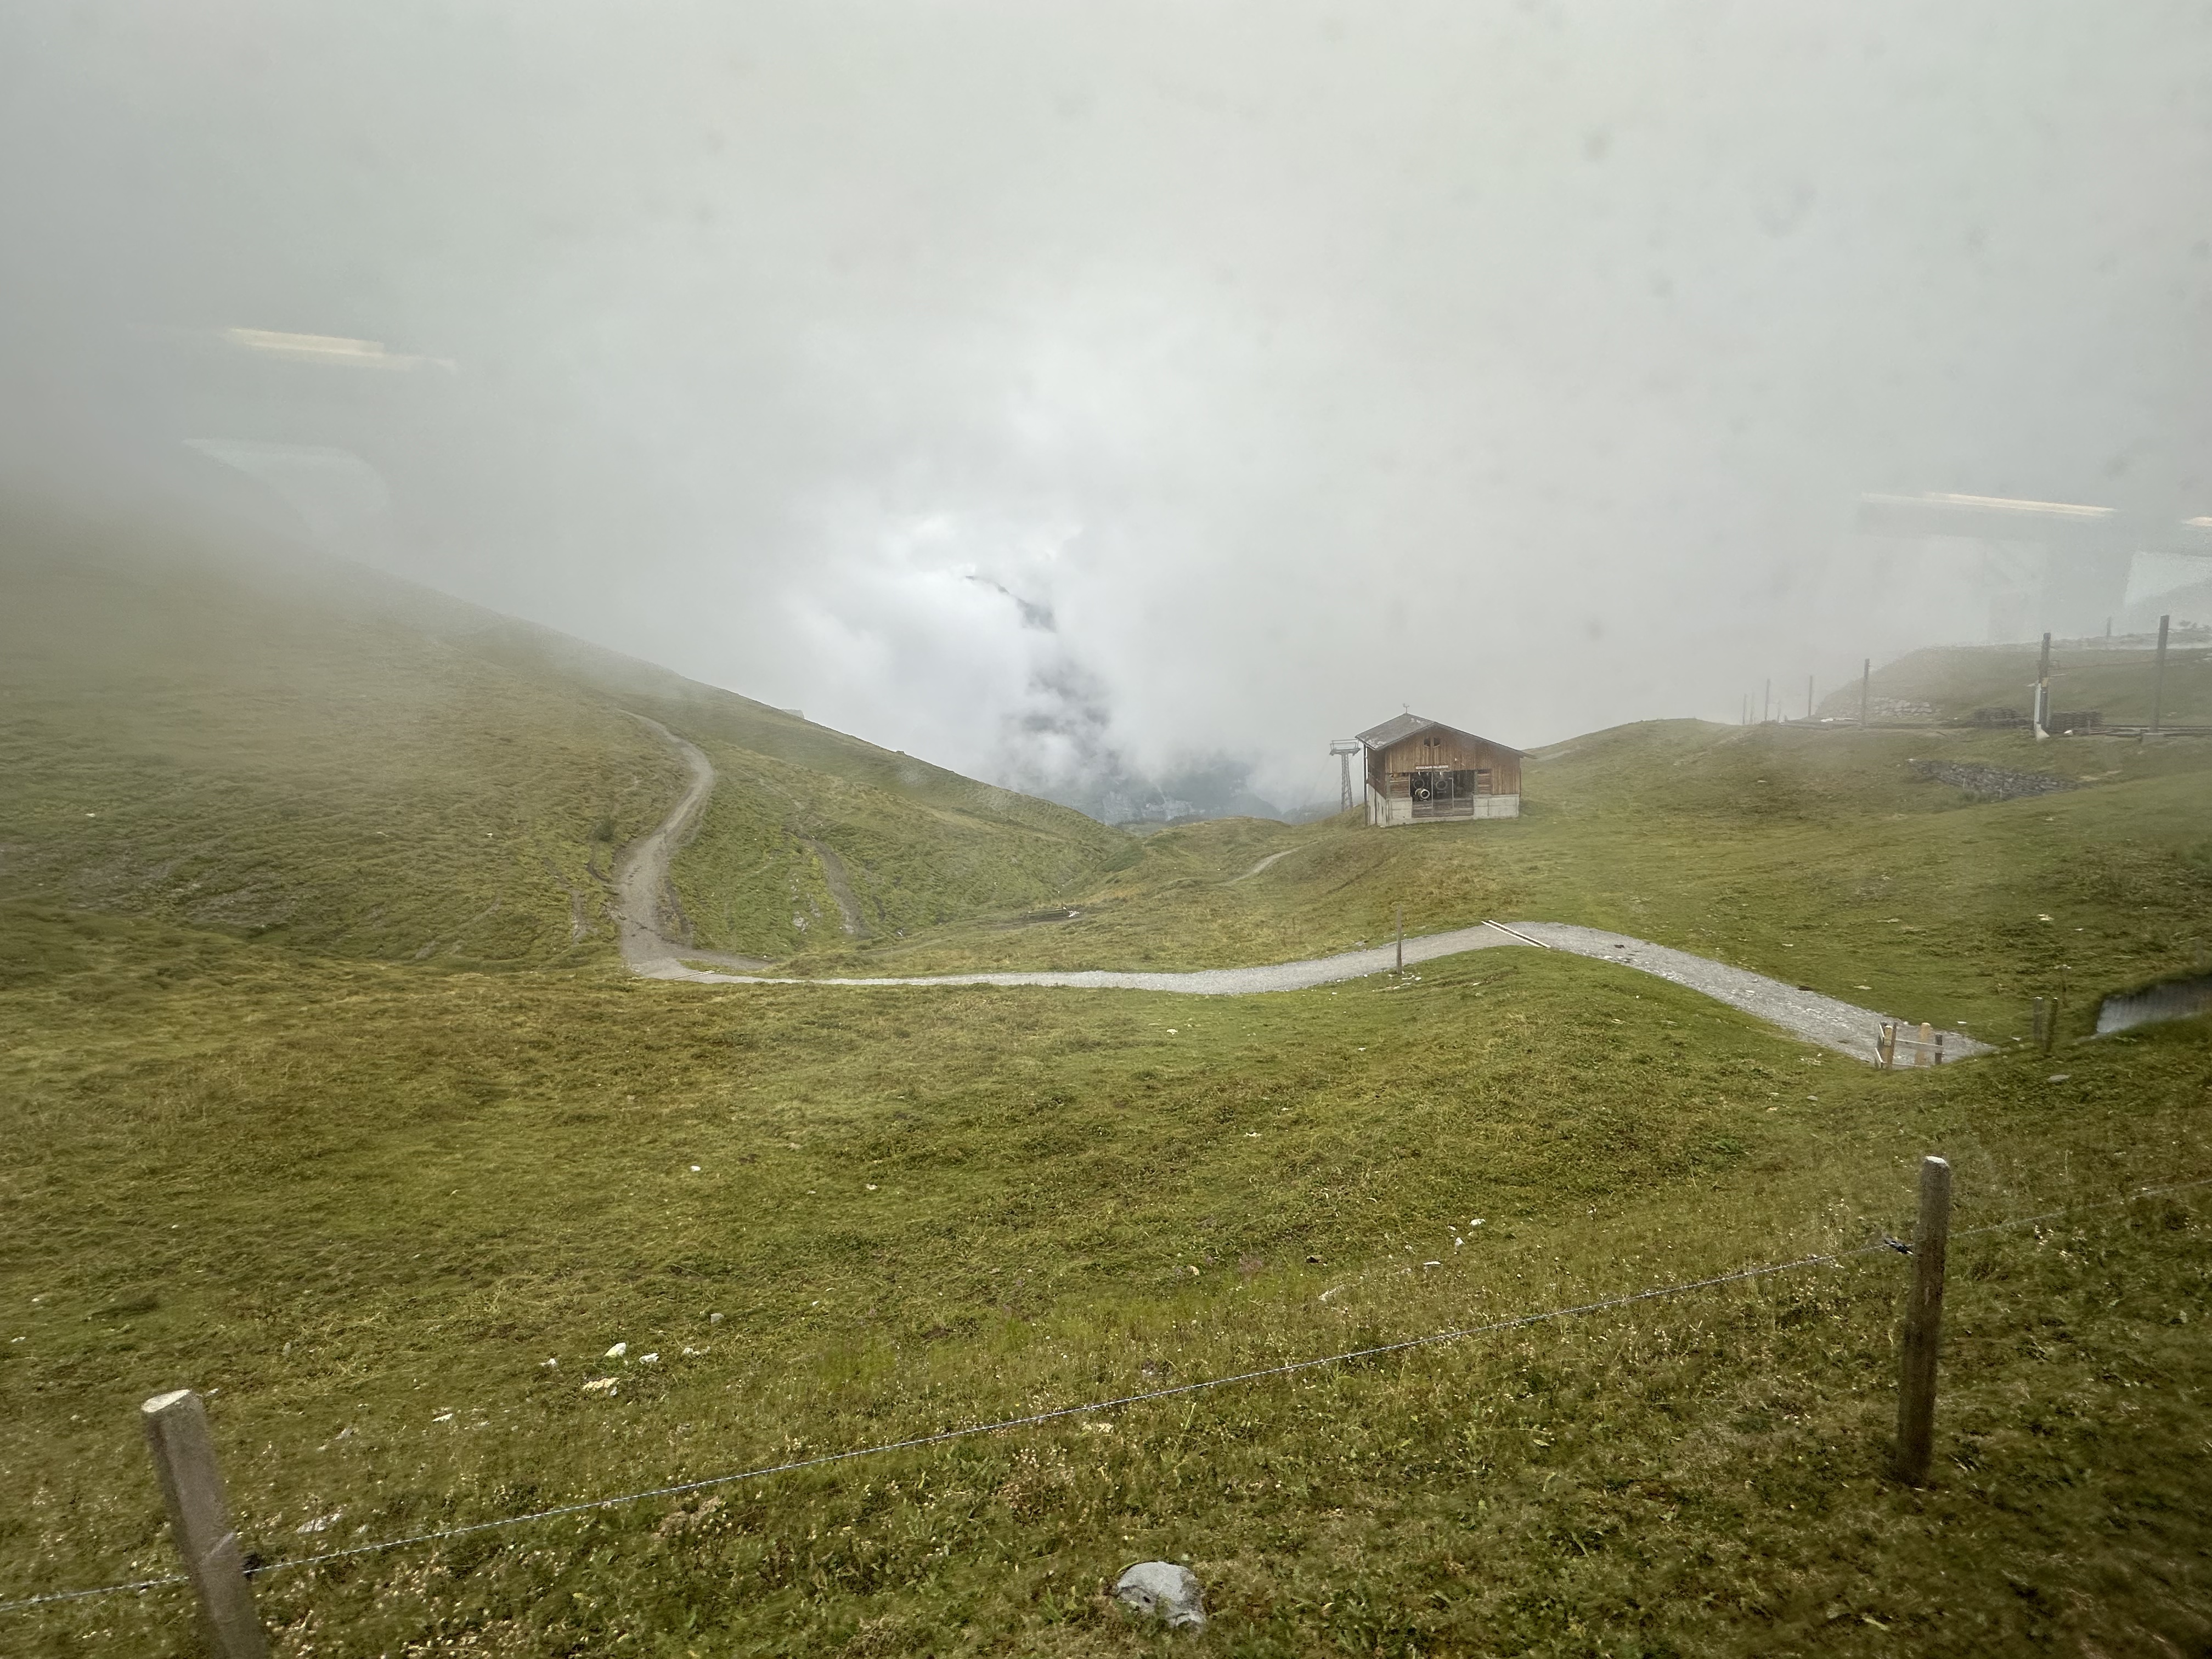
[1113,1561,1206,1630]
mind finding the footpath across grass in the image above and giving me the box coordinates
[3,905,2208,1655]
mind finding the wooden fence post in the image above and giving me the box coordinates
[1894,1156,1953,1484]
[2152,612,2169,734]
[141,1389,269,1658]
[1395,905,1404,973]
[1877,1021,1894,1069]
[1915,1020,1933,1068]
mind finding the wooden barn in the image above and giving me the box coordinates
[1357,713,1523,826]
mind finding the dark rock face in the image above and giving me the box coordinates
[1906,759,2080,801]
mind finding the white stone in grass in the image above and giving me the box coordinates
[605,1342,627,1359]
[638,1352,659,1364]
[1114,1561,1206,1630]
[581,1378,618,1398]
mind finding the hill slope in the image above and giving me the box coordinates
[1825,636,2212,726]
[0,500,1127,968]
[3,527,2209,1655]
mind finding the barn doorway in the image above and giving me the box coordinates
[1410,767,1466,819]
[1409,768,1493,819]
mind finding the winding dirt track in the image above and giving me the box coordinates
[617,720,1987,1066]
[612,716,772,974]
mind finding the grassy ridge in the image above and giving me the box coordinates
[0,522,682,964]
[1829,637,2212,725]
[0,506,1128,966]
[667,738,1129,957]
[1,906,2207,1654]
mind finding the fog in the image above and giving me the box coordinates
[4,3,2207,814]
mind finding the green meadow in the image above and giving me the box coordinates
[4,511,2210,1655]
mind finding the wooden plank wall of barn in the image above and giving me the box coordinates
[1368,731,1521,795]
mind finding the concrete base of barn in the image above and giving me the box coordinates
[1365,787,1520,826]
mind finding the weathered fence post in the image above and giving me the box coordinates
[2152,612,2169,734]
[141,1389,269,1658]
[1915,1020,1934,1068]
[1395,904,1404,973]
[1894,1156,1953,1484]
[1876,1021,1895,1069]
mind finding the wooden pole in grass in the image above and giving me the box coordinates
[2152,613,2170,734]
[1395,904,1404,973]
[141,1389,269,1658]
[1895,1156,1953,1484]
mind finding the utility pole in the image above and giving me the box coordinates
[1860,658,1871,730]
[2152,613,2170,733]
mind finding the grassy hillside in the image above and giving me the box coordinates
[4,522,2210,1655]
[781,720,2212,1048]
[1824,637,2212,726]
[0,501,1126,967]
[2,906,2208,1656]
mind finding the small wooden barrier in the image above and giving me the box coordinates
[1876,1022,1946,1070]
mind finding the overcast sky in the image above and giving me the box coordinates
[4,2,2208,804]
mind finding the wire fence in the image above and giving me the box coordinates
[7,1172,2209,1622]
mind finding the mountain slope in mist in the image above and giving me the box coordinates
[0,503,1127,965]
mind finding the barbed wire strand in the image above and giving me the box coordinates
[7,1171,2208,1620]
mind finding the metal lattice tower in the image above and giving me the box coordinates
[1328,739,1363,812]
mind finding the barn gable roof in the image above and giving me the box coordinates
[1355,713,1523,756]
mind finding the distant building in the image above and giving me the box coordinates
[1356,714,1523,826]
